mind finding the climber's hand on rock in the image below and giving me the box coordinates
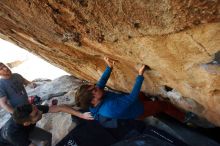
[138,65,146,76]
[104,57,115,68]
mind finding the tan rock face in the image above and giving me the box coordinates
[0,0,219,125]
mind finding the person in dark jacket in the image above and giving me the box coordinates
[0,104,93,146]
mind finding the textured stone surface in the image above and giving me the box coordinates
[29,76,82,145]
[0,0,219,125]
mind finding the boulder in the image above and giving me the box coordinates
[0,0,219,125]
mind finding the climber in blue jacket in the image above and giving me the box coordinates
[75,57,212,129]
[75,57,146,128]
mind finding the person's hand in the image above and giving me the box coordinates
[80,112,94,120]
[104,57,115,68]
[138,65,146,76]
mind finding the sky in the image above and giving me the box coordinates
[0,38,69,80]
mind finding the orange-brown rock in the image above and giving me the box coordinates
[0,0,219,126]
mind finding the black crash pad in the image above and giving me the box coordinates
[56,121,117,146]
